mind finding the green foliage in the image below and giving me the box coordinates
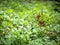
[28,38,57,45]
[0,0,60,45]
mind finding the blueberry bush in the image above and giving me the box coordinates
[0,0,60,45]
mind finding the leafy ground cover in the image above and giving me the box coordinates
[0,0,60,45]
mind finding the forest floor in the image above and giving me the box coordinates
[0,0,60,45]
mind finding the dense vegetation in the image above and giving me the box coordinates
[0,0,60,45]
